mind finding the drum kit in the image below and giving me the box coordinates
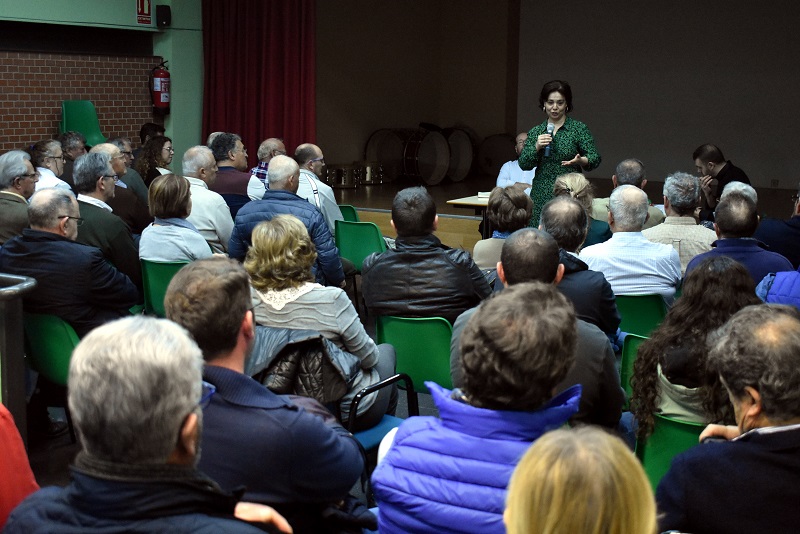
[322,127,515,190]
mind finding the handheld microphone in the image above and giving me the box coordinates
[544,122,555,157]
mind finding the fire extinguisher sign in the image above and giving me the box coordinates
[137,0,152,25]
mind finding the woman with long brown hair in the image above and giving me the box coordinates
[631,255,761,440]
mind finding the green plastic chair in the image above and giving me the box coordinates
[338,204,360,223]
[141,260,189,317]
[636,413,705,491]
[376,316,453,393]
[23,312,80,442]
[59,100,107,147]
[335,221,386,314]
[615,294,667,337]
[620,333,648,409]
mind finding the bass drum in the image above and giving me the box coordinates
[364,129,404,182]
[402,129,450,185]
[477,133,516,177]
[442,127,475,182]
[326,164,359,189]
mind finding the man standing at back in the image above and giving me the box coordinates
[581,184,681,304]
[591,158,664,230]
[362,186,491,324]
[294,143,344,235]
[165,257,363,532]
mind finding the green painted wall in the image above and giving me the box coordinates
[0,0,204,173]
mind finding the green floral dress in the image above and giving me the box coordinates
[519,116,601,225]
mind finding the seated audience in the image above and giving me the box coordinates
[132,121,165,163]
[251,137,286,185]
[721,180,757,203]
[29,139,70,192]
[686,191,793,284]
[229,156,345,287]
[74,152,142,291]
[244,215,395,429]
[209,132,266,216]
[140,174,213,263]
[581,184,681,303]
[372,282,581,534]
[294,143,344,235]
[165,257,364,532]
[657,304,800,534]
[753,181,800,269]
[362,186,492,324]
[0,150,37,244]
[496,132,535,195]
[4,316,290,533]
[631,256,761,439]
[89,143,152,235]
[539,196,620,337]
[0,404,39,529]
[471,185,532,270]
[108,137,150,205]
[642,171,717,274]
[0,189,137,338]
[591,158,664,230]
[134,135,173,187]
[57,130,86,188]
[554,172,611,247]
[182,145,234,253]
[451,228,623,428]
[504,427,656,534]
[756,266,800,309]
[693,143,751,222]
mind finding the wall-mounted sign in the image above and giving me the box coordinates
[137,0,152,25]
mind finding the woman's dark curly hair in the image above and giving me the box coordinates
[630,256,761,440]
[134,135,172,182]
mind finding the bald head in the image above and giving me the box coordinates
[89,143,126,178]
[609,184,649,232]
[294,143,321,166]
[614,158,646,188]
[28,188,78,238]
[268,155,300,192]
[539,196,588,252]
[257,138,286,162]
[714,192,758,238]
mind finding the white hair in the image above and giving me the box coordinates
[721,181,757,205]
[609,184,648,231]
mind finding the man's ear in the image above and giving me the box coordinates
[553,263,565,285]
[611,175,618,188]
[242,309,255,343]
[168,411,199,465]
[432,214,439,232]
[389,219,396,233]
[607,210,614,227]
[714,223,721,238]
[497,261,507,287]
[641,178,648,189]
[644,211,650,224]
[58,216,70,236]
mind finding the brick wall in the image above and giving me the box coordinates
[0,51,163,153]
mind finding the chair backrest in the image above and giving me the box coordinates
[60,100,106,146]
[338,204,360,222]
[636,413,705,490]
[335,221,386,272]
[376,316,453,392]
[615,294,667,337]
[23,313,80,386]
[620,333,648,408]
[141,260,189,317]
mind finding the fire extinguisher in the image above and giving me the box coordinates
[150,60,170,115]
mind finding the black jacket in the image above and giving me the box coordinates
[361,234,492,324]
[557,249,621,336]
[0,229,138,338]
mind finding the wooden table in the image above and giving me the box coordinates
[447,195,491,238]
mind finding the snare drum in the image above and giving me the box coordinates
[326,164,359,189]
[353,161,385,185]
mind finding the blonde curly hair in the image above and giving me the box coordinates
[553,172,594,212]
[244,215,317,291]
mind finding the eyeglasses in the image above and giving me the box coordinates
[162,147,175,153]
[58,215,84,226]
[18,172,39,180]
[199,380,216,409]
[310,156,325,164]
[793,194,799,203]
[46,155,66,162]
[112,154,126,160]
[121,151,133,157]
[273,149,287,156]
[103,174,119,182]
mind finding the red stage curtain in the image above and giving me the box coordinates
[202,0,315,156]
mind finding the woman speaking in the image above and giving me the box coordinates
[519,80,601,225]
